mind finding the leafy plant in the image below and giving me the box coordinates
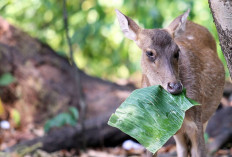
[0,73,16,86]
[44,107,79,132]
[108,85,199,154]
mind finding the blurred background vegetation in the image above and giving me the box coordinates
[0,0,229,81]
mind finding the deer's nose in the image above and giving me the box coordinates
[167,81,183,95]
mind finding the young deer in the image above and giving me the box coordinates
[115,9,225,157]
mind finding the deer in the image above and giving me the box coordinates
[115,9,225,157]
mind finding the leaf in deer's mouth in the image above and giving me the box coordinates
[108,85,199,154]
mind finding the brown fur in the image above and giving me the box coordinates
[116,10,225,157]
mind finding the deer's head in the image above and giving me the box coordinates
[116,9,190,94]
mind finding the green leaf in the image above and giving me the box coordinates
[204,133,209,144]
[62,113,75,126]
[44,109,78,132]
[53,113,69,126]
[68,107,79,120]
[0,73,16,86]
[108,85,199,154]
[44,121,52,132]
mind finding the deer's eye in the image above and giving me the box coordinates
[174,50,179,60]
[146,51,153,57]
[146,51,156,62]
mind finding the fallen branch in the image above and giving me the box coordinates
[4,113,130,153]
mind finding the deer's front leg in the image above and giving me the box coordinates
[188,123,206,157]
[184,110,207,157]
[174,133,188,157]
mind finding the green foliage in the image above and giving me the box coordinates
[108,85,199,153]
[44,107,79,132]
[0,73,16,86]
[0,0,229,80]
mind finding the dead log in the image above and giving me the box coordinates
[0,16,135,150]
[0,15,135,125]
[4,113,130,153]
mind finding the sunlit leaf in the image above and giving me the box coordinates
[0,99,4,116]
[11,109,21,127]
[108,85,199,154]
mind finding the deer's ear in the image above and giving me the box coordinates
[115,9,140,41]
[166,9,190,38]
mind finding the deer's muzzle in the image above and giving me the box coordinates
[167,81,183,95]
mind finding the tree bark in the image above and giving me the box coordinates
[208,0,232,77]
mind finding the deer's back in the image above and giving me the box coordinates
[176,21,225,123]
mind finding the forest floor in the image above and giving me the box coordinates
[1,142,231,157]
[1,80,232,157]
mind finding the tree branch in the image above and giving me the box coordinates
[62,0,87,149]
[62,0,74,64]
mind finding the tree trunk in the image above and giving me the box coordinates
[208,0,232,77]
